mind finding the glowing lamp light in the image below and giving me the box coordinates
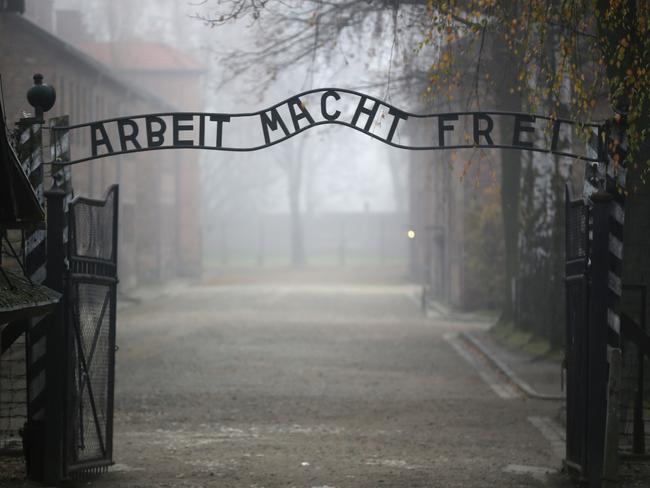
[407,229,416,239]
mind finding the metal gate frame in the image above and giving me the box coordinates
[564,184,590,479]
[63,185,119,478]
[564,177,628,487]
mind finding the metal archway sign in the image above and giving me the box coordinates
[53,88,600,165]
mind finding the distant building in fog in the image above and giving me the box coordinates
[0,5,204,286]
[79,40,206,277]
[408,124,466,308]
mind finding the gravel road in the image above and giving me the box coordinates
[2,277,570,487]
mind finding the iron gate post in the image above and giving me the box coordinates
[42,187,66,484]
[587,190,613,488]
[634,287,646,454]
[622,284,648,455]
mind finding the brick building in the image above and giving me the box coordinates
[79,40,205,277]
[0,6,204,286]
[407,114,466,308]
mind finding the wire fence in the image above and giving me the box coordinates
[514,257,566,347]
[0,230,28,453]
[0,335,27,453]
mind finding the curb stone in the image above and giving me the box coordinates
[117,280,192,311]
[424,296,497,323]
[459,331,565,401]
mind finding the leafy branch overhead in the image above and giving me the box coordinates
[423,1,650,165]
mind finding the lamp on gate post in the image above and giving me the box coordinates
[26,73,56,124]
[25,73,61,484]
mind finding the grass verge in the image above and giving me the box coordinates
[490,320,561,360]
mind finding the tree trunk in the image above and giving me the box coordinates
[387,155,406,213]
[499,146,522,322]
[490,29,523,323]
[288,160,305,268]
[550,154,566,345]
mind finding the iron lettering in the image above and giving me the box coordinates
[210,114,230,148]
[550,118,568,152]
[320,90,341,121]
[472,113,494,146]
[71,88,598,165]
[117,119,142,151]
[146,116,166,147]
[386,108,408,143]
[513,114,536,148]
[287,97,315,133]
[438,114,458,147]
[91,122,114,157]
[173,114,194,147]
[351,96,380,132]
[260,107,291,144]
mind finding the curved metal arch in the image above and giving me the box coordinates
[50,87,602,165]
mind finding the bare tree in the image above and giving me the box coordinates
[193,1,431,100]
[273,135,311,267]
[194,1,433,270]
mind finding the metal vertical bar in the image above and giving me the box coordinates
[564,186,572,468]
[633,285,646,454]
[110,186,119,463]
[588,190,613,488]
[42,188,66,484]
[564,184,589,477]
[17,120,47,482]
[106,184,119,465]
[634,347,646,454]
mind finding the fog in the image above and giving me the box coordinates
[47,0,421,279]
[2,1,623,486]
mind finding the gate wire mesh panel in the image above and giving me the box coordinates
[514,258,560,342]
[0,232,29,454]
[65,186,118,476]
[0,334,27,453]
[67,283,113,463]
[566,199,588,262]
[70,189,116,262]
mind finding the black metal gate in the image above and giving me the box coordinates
[64,185,119,477]
[564,184,590,479]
